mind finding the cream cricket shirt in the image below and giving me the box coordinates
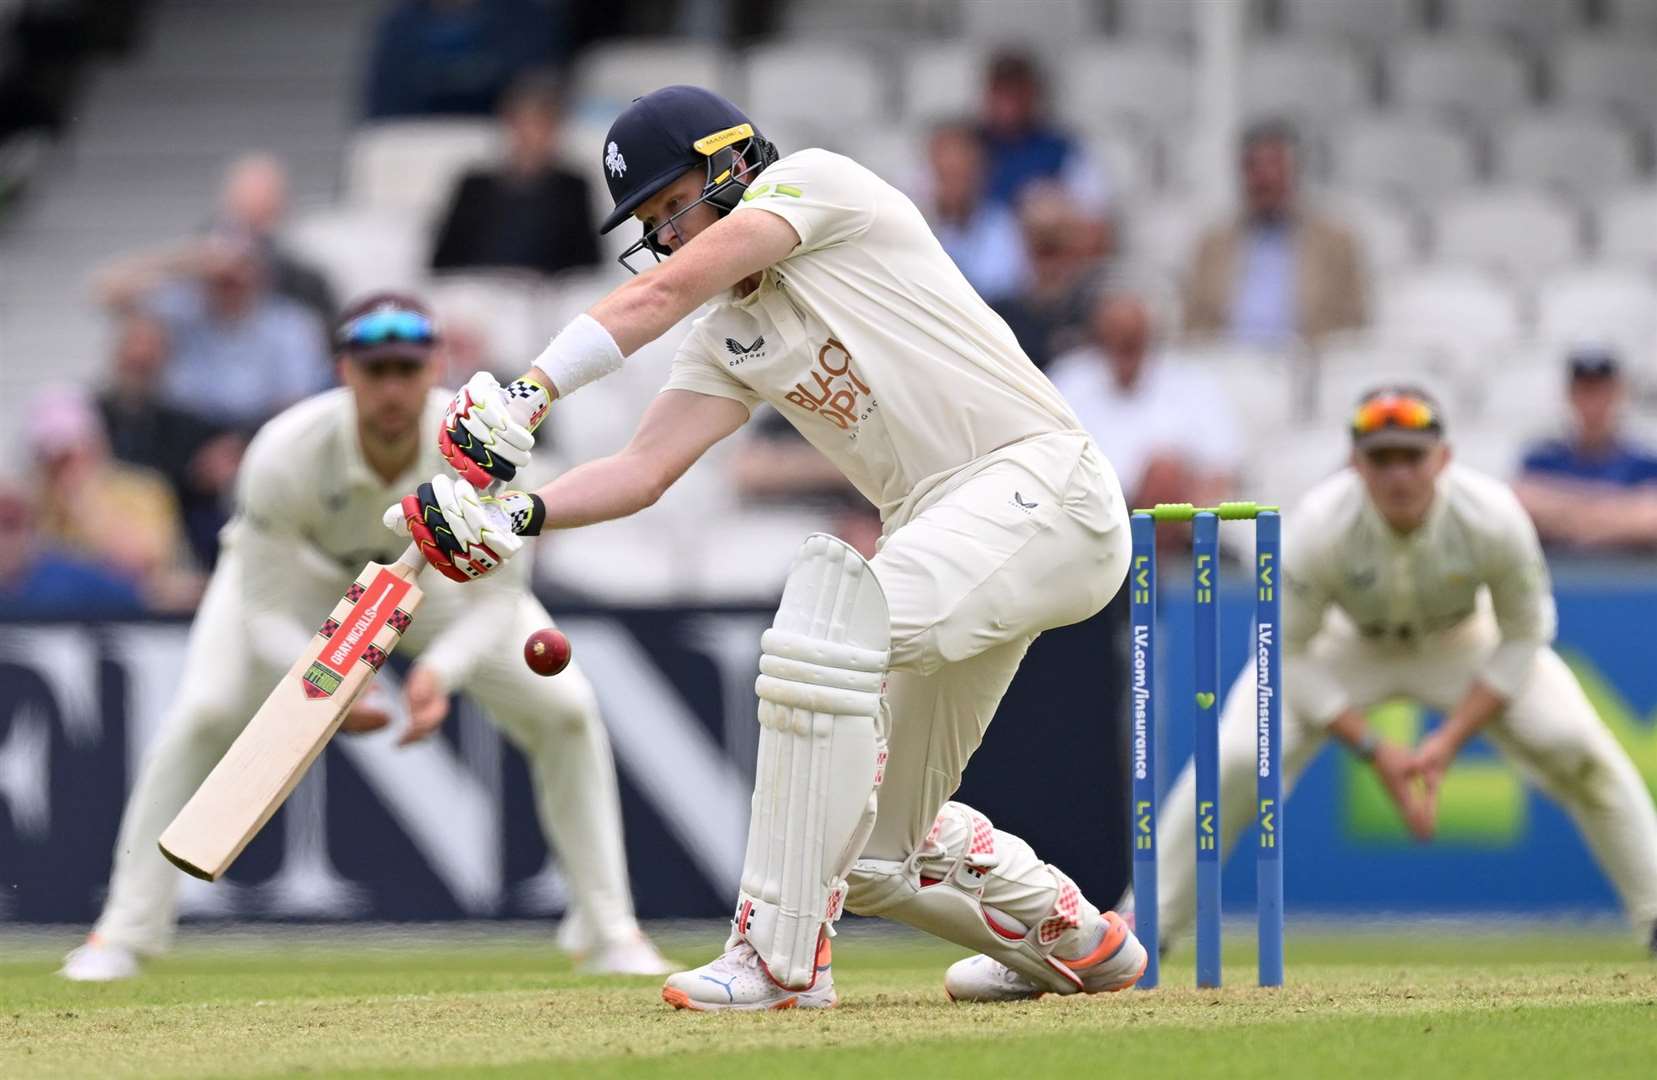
[224,387,524,688]
[662,148,1087,521]
[1283,463,1556,723]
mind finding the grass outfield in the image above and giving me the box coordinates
[3,924,1654,1079]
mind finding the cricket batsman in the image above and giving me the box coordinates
[61,293,669,981]
[383,85,1149,1008]
[1135,386,1657,954]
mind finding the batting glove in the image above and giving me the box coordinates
[383,474,546,583]
[437,372,549,488]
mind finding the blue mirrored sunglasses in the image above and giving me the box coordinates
[337,308,436,350]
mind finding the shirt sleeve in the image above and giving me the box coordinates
[1477,491,1557,700]
[230,430,344,672]
[660,326,762,412]
[1281,511,1349,725]
[730,150,876,254]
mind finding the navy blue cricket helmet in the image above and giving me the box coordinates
[598,85,779,271]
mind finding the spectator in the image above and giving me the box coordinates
[96,312,243,568]
[990,184,1100,370]
[1184,120,1365,346]
[977,48,1111,238]
[215,152,337,326]
[1514,346,1657,550]
[93,230,331,430]
[1048,288,1242,516]
[28,389,200,611]
[430,71,600,277]
[0,476,145,619]
[918,121,1027,302]
[363,0,564,120]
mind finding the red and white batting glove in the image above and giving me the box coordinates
[383,474,546,583]
[437,372,550,489]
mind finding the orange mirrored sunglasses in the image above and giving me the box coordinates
[1351,394,1437,435]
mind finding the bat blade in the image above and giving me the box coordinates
[158,556,423,881]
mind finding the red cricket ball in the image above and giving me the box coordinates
[523,628,572,677]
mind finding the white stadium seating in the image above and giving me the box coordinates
[1595,187,1657,267]
[1059,42,1194,133]
[1431,188,1582,286]
[1329,115,1477,204]
[1534,265,1657,352]
[742,42,888,127]
[1278,0,1423,44]
[1376,265,1524,350]
[902,41,985,125]
[1496,113,1641,201]
[1241,38,1372,123]
[1442,0,1584,43]
[1384,37,1530,122]
[1312,189,1421,275]
[1554,38,1657,120]
[571,40,727,119]
[345,120,500,224]
[281,206,427,301]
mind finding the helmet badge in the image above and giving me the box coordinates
[605,141,627,178]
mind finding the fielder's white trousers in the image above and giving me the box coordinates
[1149,609,1657,942]
[93,551,643,954]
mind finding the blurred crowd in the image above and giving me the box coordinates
[5,1,1657,618]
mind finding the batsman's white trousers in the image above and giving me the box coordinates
[1149,608,1657,942]
[849,432,1130,918]
[93,550,643,954]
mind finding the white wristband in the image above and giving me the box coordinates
[534,313,624,398]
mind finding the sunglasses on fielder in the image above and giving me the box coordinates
[1350,392,1440,437]
[335,308,437,351]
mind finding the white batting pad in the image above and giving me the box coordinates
[735,534,890,990]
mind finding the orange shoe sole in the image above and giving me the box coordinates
[661,986,805,1012]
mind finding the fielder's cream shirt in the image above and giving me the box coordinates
[224,387,525,688]
[1283,463,1556,722]
[662,148,1087,521]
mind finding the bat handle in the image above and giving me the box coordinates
[394,542,425,574]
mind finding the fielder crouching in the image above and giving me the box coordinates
[61,293,667,981]
[1133,386,1657,954]
[388,86,1149,1009]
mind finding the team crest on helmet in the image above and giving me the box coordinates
[605,141,627,177]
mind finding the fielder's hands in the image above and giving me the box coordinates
[399,665,451,746]
[1371,742,1435,842]
[437,371,547,488]
[1408,730,1460,838]
[383,474,546,583]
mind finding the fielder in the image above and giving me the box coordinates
[384,85,1148,1008]
[1134,387,1657,954]
[61,294,668,981]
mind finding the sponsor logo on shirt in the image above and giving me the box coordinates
[725,335,766,364]
[784,338,873,432]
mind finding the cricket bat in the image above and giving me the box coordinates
[158,546,425,881]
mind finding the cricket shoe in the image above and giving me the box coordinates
[579,934,674,976]
[59,937,141,982]
[943,911,1147,1003]
[661,936,836,1011]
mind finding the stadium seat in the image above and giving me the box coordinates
[1431,189,1582,286]
[424,275,546,375]
[1166,340,1306,440]
[1384,37,1530,123]
[902,41,984,125]
[1122,192,1226,279]
[1595,187,1657,267]
[1247,424,1351,507]
[345,120,500,224]
[1441,0,1584,43]
[1553,38,1657,120]
[1474,362,1570,437]
[1317,331,1457,382]
[1278,0,1423,44]
[1495,112,1641,201]
[1241,38,1372,123]
[1115,0,1212,40]
[1316,362,1462,426]
[1534,265,1657,352]
[1080,126,1154,202]
[1058,42,1193,133]
[957,0,1098,46]
[1451,420,1529,477]
[1312,189,1421,275]
[743,43,888,127]
[1375,265,1524,350]
[570,39,726,120]
[1329,115,1478,204]
[281,207,427,303]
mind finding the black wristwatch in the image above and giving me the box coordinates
[1349,729,1380,763]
